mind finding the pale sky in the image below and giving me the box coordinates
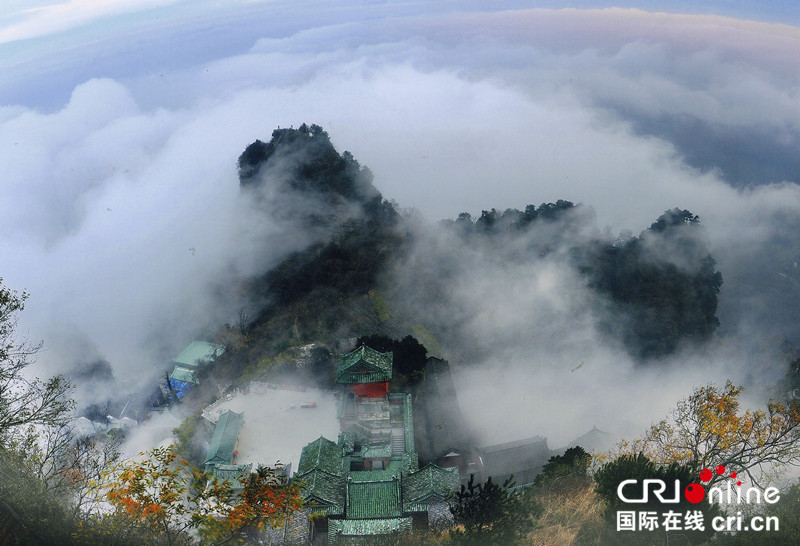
[0,0,797,44]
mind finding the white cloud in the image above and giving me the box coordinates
[0,4,798,444]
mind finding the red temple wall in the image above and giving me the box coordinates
[349,382,389,397]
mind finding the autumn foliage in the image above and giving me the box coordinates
[200,465,304,543]
[620,381,800,487]
[103,446,303,545]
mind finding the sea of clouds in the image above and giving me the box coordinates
[0,1,798,448]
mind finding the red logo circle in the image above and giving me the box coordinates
[684,483,706,504]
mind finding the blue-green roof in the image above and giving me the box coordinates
[296,469,346,515]
[172,341,224,367]
[204,410,243,468]
[361,444,392,459]
[329,516,411,541]
[169,365,197,384]
[403,464,460,512]
[346,477,402,519]
[298,436,342,476]
[349,469,398,482]
[337,345,393,384]
[338,431,355,454]
[395,452,419,474]
[211,464,252,490]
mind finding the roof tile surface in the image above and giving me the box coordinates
[336,345,393,384]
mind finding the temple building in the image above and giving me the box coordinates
[165,340,225,400]
[294,345,460,543]
[476,436,551,486]
[204,410,251,488]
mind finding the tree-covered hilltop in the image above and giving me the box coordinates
[585,209,723,359]
[239,123,378,206]
[238,123,402,309]
[444,200,579,236]
[194,124,727,397]
[195,125,407,389]
[438,203,723,360]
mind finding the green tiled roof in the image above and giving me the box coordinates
[349,470,398,483]
[172,341,224,367]
[397,452,419,473]
[329,517,411,541]
[337,345,392,384]
[298,436,342,475]
[361,444,392,459]
[403,464,460,512]
[297,469,346,515]
[169,365,197,384]
[204,410,243,468]
[338,431,354,454]
[346,478,402,519]
[211,464,252,490]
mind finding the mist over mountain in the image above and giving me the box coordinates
[0,1,796,466]
[227,126,723,363]
[2,4,800,542]
[163,124,798,451]
[238,123,402,308]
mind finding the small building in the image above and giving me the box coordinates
[336,345,392,398]
[568,426,613,453]
[210,463,252,491]
[204,410,244,473]
[72,416,107,437]
[107,416,137,431]
[164,370,195,401]
[165,341,225,400]
[476,436,551,486]
[402,463,463,529]
[172,340,225,368]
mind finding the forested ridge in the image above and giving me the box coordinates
[206,124,725,390]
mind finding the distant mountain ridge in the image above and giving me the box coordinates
[208,124,724,388]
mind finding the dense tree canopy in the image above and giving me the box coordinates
[586,208,723,359]
[237,123,378,206]
[448,474,540,545]
[446,200,577,236]
[103,446,304,545]
[237,125,403,312]
[0,279,122,545]
[534,446,592,487]
[444,204,723,360]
